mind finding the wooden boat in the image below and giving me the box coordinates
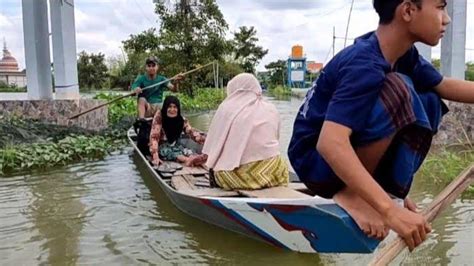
[127,128,380,253]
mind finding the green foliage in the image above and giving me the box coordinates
[94,93,137,125]
[152,0,230,90]
[0,135,124,175]
[265,60,287,87]
[0,115,133,175]
[232,26,268,73]
[268,85,291,99]
[466,61,474,81]
[94,88,225,124]
[216,61,244,85]
[78,51,109,90]
[0,117,92,149]
[431,59,473,81]
[122,28,161,54]
[165,87,226,112]
[420,148,474,197]
[0,81,26,92]
[431,59,441,71]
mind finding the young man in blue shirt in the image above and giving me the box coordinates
[288,0,474,251]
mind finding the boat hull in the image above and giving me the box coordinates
[128,128,379,253]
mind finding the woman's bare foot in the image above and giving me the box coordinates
[185,154,207,167]
[334,188,389,240]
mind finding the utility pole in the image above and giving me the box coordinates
[344,0,355,48]
[332,26,336,57]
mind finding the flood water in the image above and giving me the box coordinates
[0,96,473,265]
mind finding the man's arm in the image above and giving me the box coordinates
[317,121,431,251]
[435,77,474,103]
[131,75,143,95]
[167,73,185,92]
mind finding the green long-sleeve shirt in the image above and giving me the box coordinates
[131,74,170,104]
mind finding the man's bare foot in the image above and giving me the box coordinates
[334,188,389,240]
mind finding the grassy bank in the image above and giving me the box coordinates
[419,148,474,197]
[267,85,291,99]
[94,88,225,123]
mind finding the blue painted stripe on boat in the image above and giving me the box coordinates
[203,199,292,250]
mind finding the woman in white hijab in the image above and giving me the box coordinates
[202,73,289,190]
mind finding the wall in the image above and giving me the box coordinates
[0,99,108,131]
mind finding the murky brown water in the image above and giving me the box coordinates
[1,96,473,265]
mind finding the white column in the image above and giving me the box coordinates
[415,43,432,62]
[22,0,53,100]
[441,0,467,79]
[50,0,80,99]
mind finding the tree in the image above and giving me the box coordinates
[122,28,161,54]
[77,51,108,90]
[153,0,230,93]
[232,26,268,73]
[431,59,441,70]
[265,60,287,87]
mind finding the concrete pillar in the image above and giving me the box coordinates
[50,0,80,99]
[22,0,53,100]
[415,43,432,62]
[441,0,467,79]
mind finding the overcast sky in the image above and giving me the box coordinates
[1,0,473,71]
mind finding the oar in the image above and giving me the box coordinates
[68,62,215,120]
[369,164,474,266]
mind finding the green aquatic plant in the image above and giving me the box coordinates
[0,134,126,175]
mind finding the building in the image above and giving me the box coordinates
[306,61,324,74]
[0,40,27,87]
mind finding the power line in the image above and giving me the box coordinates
[132,0,155,25]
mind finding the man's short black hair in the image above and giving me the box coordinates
[373,0,422,24]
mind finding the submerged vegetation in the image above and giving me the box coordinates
[420,148,474,197]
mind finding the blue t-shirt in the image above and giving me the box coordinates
[288,31,443,179]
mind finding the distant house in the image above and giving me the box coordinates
[0,40,27,87]
[306,61,324,74]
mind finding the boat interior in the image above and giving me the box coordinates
[129,131,316,199]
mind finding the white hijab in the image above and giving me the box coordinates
[202,73,281,171]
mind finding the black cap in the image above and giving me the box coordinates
[145,56,160,65]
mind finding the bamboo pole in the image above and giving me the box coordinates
[369,164,474,266]
[68,62,215,120]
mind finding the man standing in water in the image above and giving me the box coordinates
[132,56,183,119]
[288,0,474,251]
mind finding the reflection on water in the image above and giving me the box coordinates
[0,96,472,265]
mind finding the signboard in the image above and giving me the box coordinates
[291,70,304,82]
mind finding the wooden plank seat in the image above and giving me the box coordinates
[238,186,312,199]
[171,175,239,197]
[174,166,209,176]
[288,182,308,191]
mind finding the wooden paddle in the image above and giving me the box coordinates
[68,62,215,120]
[369,164,474,266]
